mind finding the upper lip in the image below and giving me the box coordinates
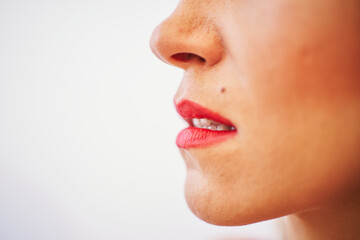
[175,99,236,128]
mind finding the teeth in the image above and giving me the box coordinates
[200,119,211,127]
[193,118,201,127]
[217,124,229,131]
[208,124,217,130]
[191,118,234,131]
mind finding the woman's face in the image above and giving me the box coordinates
[150,0,360,225]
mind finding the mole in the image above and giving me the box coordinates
[221,87,226,93]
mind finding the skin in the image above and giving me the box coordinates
[150,0,360,239]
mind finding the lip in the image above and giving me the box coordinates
[175,99,237,149]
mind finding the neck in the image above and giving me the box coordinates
[281,194,360,240]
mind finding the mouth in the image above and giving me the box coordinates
[175,99,237,149]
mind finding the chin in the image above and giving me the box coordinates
[183,169,270,227]
[182,165,319,227]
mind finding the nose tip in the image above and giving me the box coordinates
[150,9,224,70]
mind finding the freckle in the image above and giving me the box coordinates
[221,87,226,93]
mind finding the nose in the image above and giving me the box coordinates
[150,1,224,70]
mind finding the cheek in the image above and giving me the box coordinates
[236,29,360,222]
[239,37,360,212]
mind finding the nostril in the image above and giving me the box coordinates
[171,52,206,63]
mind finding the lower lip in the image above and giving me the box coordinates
[176,127,237,149]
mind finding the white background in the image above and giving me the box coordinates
[0,1,281,239]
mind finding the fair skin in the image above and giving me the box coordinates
[150,0,360,239]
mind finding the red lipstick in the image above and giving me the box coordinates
[175,99,237,149]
